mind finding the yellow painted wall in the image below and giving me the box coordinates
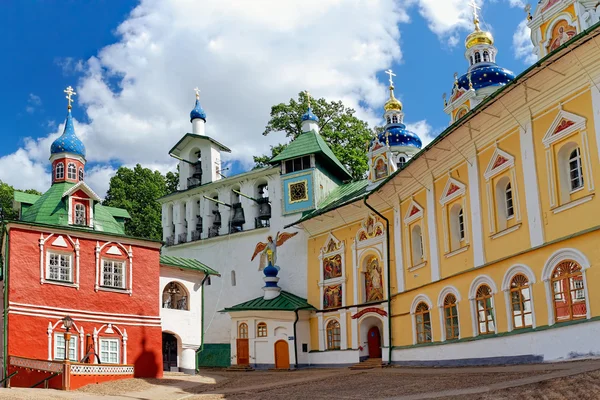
[400,189,432,291]
[532,89,600,243]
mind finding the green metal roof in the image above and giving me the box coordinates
[285,179,369,228]
[160,255,220,276]
[101,205,132,219]
[270,130,352,181]
[221,291,316,312]
[18,182,127,235]
[13,191,41,205]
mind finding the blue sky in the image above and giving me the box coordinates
[1,0,535,196]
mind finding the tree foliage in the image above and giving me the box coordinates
[0,181,42,220]
[103,164,171,240]
[257,92,373,181]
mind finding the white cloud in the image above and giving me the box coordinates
[26,93,42,114]
[406,120,434,147]
[513,19,537,64]
[411,0,480,47]
[0,149,50,192]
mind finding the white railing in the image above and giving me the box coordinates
[10,356,64,373]
[70,364,134,375]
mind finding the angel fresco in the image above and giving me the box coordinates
[548,21,576,52]
[365,256,383,302]
[251,231,298,270]
[323,254,342,280]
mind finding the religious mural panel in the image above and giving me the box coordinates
[357,214,384,242]
[365,256,383,302]
[323,254,342,280]
[324,284,342,309]
[547,20,576,53]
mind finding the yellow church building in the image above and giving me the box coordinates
[285,0,600,366]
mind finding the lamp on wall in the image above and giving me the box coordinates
[62,315,74,361]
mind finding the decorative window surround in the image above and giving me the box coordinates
[410,294,433,345]
[101,259,126,290]
[468,275,499,337]
[403,198,427,269]
[47,319,84,361]
[490,223,521,240]
[551,193,594,214]
[94,324,128,364]
[439,176,469,254]
[95,242,133,296]
[54,332,78,361]
[403,199,424,225]
[541,248,591,326]
[39,234,80,289]
[437,286,462,341]
[439,177,467,206]
[352,214,387,305]
[319,232,346,309]
[444,245,469,258]
[501,264,537,332]
[99,338,120,364]
[483,147,516,181]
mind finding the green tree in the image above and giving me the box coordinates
[0,181,41,220]
[165,170,179,194]
[253,143,287,168]
[258,92,374,181]
[103,164,169,240]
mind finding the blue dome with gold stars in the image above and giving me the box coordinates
[301,107,319,122]
[377,123,422,150]
[190,98,206,122]
[50,110,86,158]
[456,63,514,92]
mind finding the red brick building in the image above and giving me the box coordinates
[0,90,163,389]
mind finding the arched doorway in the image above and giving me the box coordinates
[274,340,290,369]
[162,332,178,371]
[367,327,381,358]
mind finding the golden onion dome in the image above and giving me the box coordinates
[465,19,494,50]
[384,85,402,112]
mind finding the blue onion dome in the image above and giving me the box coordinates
[190,98,206,122]
[456,63,515,92]
[301,107,319,122]
[264,262,279,278]
[377,123,422,150]
[50,109,86,158]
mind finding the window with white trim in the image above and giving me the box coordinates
[505,182,514,219]
[68,163,77,180]
[449,204,465,251]
[56,163,64,180]
[102,259,125,289]
[411,224,424,266]
[568,148,584,191]
[474,52,481,63]
[74,204,86,226]
[99,338,120,364]
[54,333,77,361]
[557,143,585,204]
[47,252,72,282]
[78,167,84,182]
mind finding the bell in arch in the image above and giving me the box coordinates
[212,210,221,227]
[196,215,203,232]
[231,203,245,227]
[257,197,271,221]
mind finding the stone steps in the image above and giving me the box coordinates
[226,365,255,372]
[349,358,383,370]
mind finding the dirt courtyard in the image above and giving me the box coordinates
[1,359,600,399]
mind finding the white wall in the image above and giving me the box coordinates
[309,349,359,365]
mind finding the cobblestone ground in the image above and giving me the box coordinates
[1,360,600,399]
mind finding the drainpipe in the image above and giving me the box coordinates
[293,305,312,370]
[1,222,8,381]
[195,274,210,373]
[363,196,392,366]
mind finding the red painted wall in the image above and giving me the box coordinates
[7,226,163,379]
[7,365,64,390]
[70,372,134,390]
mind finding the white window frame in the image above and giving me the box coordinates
[56,163,64,180]
[47,251,73,283]
[54,333,78,361]
[78,167,84,181]
[74,203,86,226]
[505,182,514,219]
[67,163,77,180]
[99,338,120,364]
[101,258,126,289]
[458,208,465,241]
[568,147,584,192]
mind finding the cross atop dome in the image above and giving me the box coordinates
[385,69,396,88]
[190,87,207,123]
[64,86,76,110]
[301,90,319,127]
[194,87,201,99]
[468,0,481,25]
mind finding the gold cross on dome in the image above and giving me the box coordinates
[385,69,396,87]
[193,87,201,99]
[64,86,76,109]
[468,0,481,22]
[304,90,311,108]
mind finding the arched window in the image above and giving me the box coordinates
[551,260,586,322]
[238,323,249,339]
[74,204,86,226]
[568,148,584,191]
[475,285,495,335]
[162,281,189,310]
[397,156,406,168]
[415,302,432,343]
[231,270,236,287]
[386,116,391,124]
[443,294,459,340]
[56,163,64,180]
[483,50,490,62]
[458,209,465,240]
[411,225,424,265]
[67,163,77,180]
[78,168,84,182]
[257,322,267,337]
[326,320,340,350]
[495,176,513,231]
[510,274,532,329]
[449,204,465,251]
[391,115,398,124]
[474,52,481,63]
[470,55,474,65]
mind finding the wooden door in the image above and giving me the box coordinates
[274,340,290,369]
[236,339,249,366]
[162,333,178,370]
[367,327,381,358]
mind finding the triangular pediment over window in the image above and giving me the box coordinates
[62,181,101,202]
[542,108,586,148]
[484,147,515,181]
[439,177,466,205]
[403,199,424,224]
